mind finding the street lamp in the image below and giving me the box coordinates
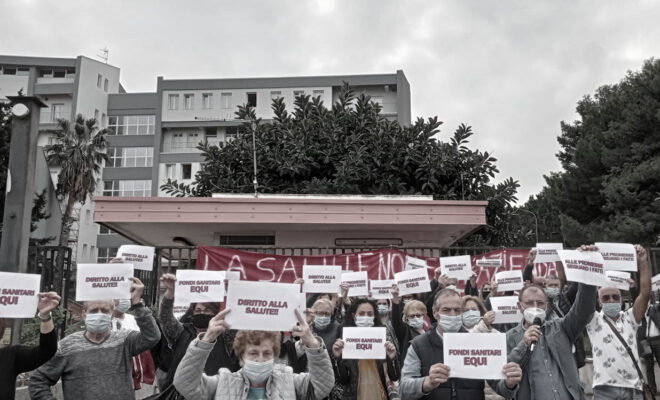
[516,209,539,243]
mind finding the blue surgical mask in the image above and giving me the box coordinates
[377,305,389,315]
[85,313,112,334]
[407,317,425,329]
[602,302,622,318]
[438,314,463,333]
[355,316,374,327]
[115,299,131,314]
[462,310,481,328]
[545,288,560,299]
[242,359,274,384]
[314,316,331,329]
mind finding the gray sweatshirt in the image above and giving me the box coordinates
[28,306,160,400]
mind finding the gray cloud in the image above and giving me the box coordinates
[2,0,659,202]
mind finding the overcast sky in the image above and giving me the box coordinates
[3,0,659,202]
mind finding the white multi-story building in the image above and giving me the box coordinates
[1,54,412,261]
[0,55,121,263]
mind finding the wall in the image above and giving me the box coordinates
[70,56,121,263]
[0,75,29,100]
[161,86,332,121]
[275,229,453,248]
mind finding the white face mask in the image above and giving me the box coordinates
[115,299,131,314]
[523,307,546,325]
[355,316,374,327]
[242,359,274,384]
[407,317,425,329]
[85,313,112,334]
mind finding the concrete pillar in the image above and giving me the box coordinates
[0,96,46,344]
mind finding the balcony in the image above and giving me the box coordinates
[39,109,71,125]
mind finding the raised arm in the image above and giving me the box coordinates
[522,249,536,283]
[125,277,161,355]
[15,292,60,373]
[562,283,598,343]
[632,245,652,324]
[159,273,184,342]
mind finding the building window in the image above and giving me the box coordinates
[221,93,231,109]
[97,247,119,263]
[103,180,152,197]
[51,104,65,121]
[101,113,107,127]
[17,67,29,76]
[246,92,257,108]
[202,93,213,109]
[270,91,282,100]
[82,244,88,257]
[85,210,91,224]
[108,147,154,167]
[184,94,194,110]
[108,115,155,135]
[293,90,305,97]
[94,109,99,121]
[104,78,109,92]
[219,235,275,246]
[168,94,179,110]
[2,67,16,75]
[90,245,95,257]
[187,133,200,148]
[312,90,324,97]
[182,164,192,180]
[97,74,103,88]
[165,164,176,180]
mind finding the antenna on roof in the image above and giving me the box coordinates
[97,47,109,64]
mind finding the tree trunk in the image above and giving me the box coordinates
[53,194,76,293]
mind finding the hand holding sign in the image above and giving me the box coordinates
[333,338,344,358]
[129,277,145,305]
[37,292,61,317]
[503,363,522,389]
[160,273,176,300]
[202,309,231,343]
[385,341,397,360]
[422,363,450,392]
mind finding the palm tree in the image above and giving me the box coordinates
[45,114,108,292]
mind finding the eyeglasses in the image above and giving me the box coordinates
[601,294,621,302]
[406,313,425,319]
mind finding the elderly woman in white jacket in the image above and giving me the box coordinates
[462,295,498,333]
[173,308,333,400]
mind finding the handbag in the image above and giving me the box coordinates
[142,384,185,400]
[603,317,655,400]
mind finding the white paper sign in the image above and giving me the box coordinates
[556,250,608,286]
[439,255,472,280]
[535,243,564,263]
[605,271,631,291]
[224,271,241,281]
[302,265,341,293]
[0,272,41,318]
[444,333,507,379]
[172,304,190,320]
[76,263,133,301]
[394,268,431,296]
[342,327,386,359]
[341,271,369,297]
[494,270,524,292]
[370,280,394,299]
[117,245,155,271]
[595,243,637,272]
[489,296,522,324]
[652,274,660,292]
[225,281,305,331]
[475,258,503,268]
[405,256,428,271]
[174,270,226,307]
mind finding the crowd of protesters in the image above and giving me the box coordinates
[0,244,657,399]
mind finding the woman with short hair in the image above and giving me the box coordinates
[173,308,333,399]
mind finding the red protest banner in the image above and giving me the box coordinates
[197,247,549,287]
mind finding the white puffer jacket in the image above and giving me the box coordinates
[174,337,333,400]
